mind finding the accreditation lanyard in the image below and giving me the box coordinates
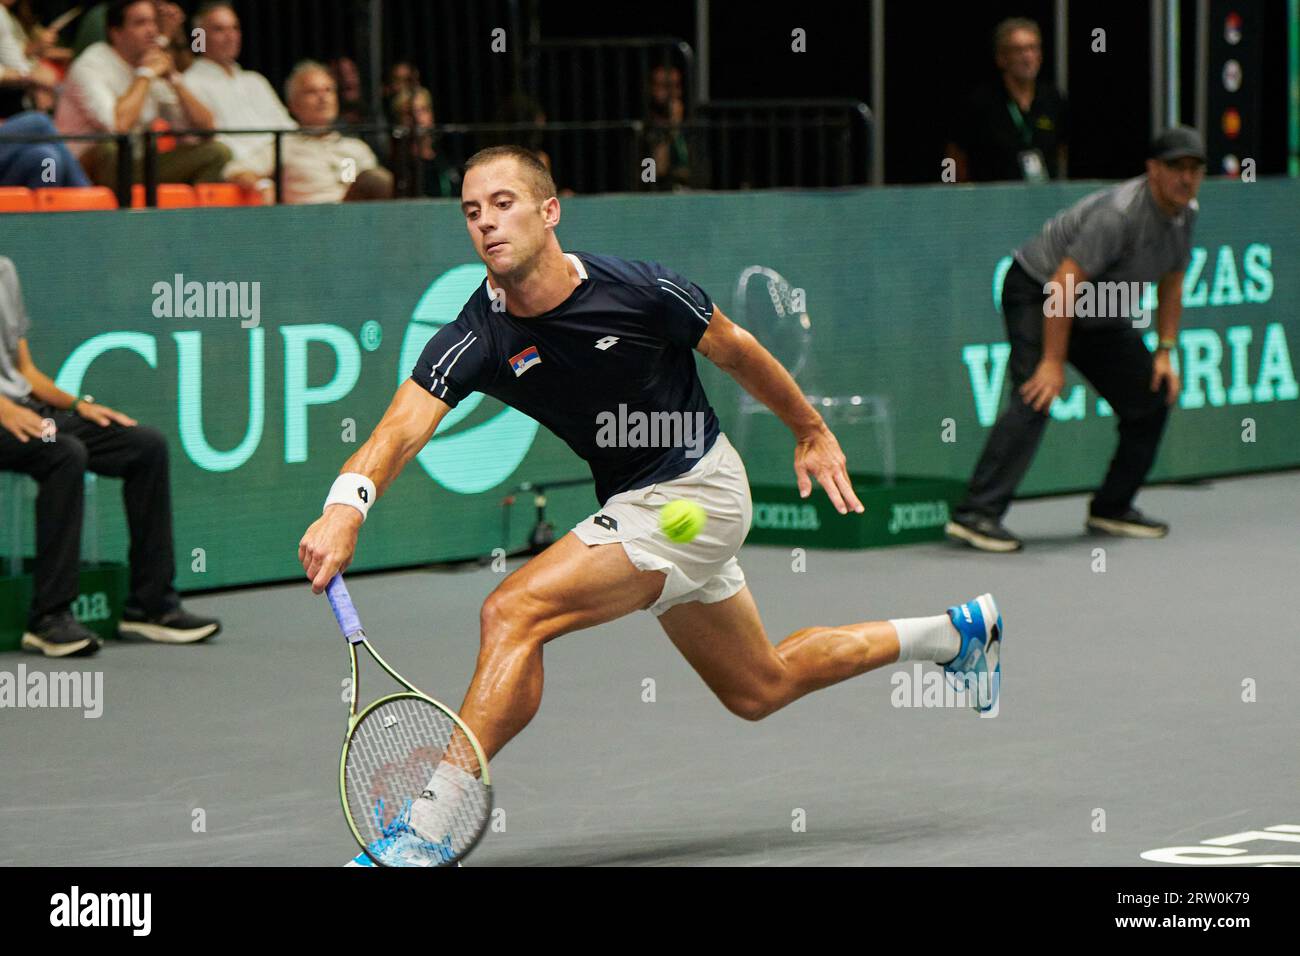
[1007,100,1035,147]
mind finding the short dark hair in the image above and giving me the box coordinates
[464,145,556,201]
[107,0,153,33]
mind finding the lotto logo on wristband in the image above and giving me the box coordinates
[326,473,376,519]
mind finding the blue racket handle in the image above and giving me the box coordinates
[326,575,364,643]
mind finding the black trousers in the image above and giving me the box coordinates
[956,261,1171,521]
[0,398,179,627]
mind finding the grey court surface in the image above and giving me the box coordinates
[2,472,1296,867]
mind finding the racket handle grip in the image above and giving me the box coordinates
[326,574,364,642]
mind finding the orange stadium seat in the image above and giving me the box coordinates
[0,187,35,212]
[34,187,118,211]
[196,183,264,206]
[131,183,197,208]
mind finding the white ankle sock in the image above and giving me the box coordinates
[890,614,961,664]
[410,762,476,839]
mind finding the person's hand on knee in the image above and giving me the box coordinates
[0,397,48,443]
[73,399,137,429]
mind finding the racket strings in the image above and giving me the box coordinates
[344,696,489,864]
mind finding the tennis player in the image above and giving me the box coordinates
[298,146,1001,863]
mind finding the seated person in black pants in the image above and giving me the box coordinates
[0,256,220,657]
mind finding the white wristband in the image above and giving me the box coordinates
[324,473,377,520]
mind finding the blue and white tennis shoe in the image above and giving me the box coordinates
[943,593,1002,716]
[363,799,456,866]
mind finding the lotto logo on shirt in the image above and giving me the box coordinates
[509,345,542,377]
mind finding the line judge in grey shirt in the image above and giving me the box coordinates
[947,127,1204,553]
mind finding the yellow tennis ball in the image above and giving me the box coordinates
[660,499,707,543]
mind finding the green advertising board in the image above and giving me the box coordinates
[0,561,127,651]
[747,475,969,549]
[1,179,1296,590]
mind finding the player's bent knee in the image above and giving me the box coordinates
[478,591,512,640]
[479,586,550,649]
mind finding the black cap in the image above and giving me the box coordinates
[1149,126,1206,163]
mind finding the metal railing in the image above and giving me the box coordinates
[131,122,653,199]
[523,36,699,191]
[137,116,873,198]
[0,130,134,206]
[391,120,646,194]
[698,100,874,189]
[526,37,698,122]
[3,107,873,207]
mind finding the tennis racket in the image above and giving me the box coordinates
[733,265,813,380]
[326,574,492,867]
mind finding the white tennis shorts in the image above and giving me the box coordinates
[571,433,753,616]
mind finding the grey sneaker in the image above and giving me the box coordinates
[21,612,101,658]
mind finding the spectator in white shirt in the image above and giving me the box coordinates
[53,0,229,191]
[0,0,60,116]
[282,60,392,204]
[183,2,294,199]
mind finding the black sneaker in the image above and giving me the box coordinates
[118,605,221,644]
[1086,508,1169,538]
[945,514,1024,553]
[21,612,101,658]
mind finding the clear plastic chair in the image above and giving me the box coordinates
[730,265,896,484]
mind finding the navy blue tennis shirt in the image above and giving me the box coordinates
[410,251,722,504]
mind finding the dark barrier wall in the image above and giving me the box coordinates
[2,179,1296,589]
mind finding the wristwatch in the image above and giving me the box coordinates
[71,394,94,413]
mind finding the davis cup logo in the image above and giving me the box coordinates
[400,264,540,494]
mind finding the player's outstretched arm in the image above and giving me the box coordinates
[298,380,452,593]
[697,308,863,515]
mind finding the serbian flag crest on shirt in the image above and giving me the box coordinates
[509,345,542,377]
